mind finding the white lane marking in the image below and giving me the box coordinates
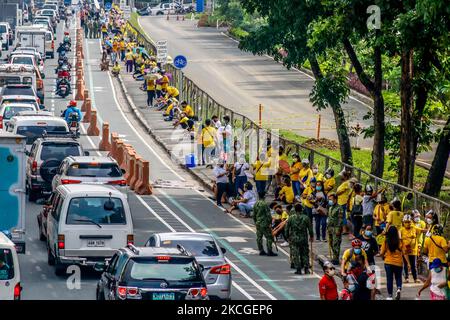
[221,236,248,243]
[230,281,254,300]
[135,195,175,232]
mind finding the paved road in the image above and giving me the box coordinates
[18,16,325,300]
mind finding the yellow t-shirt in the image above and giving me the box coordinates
[146,78,156,91]
[112,65,121,73]
[125,51,134,61]
[313,172,324,182]
[342,248,368,271]
[324,177,335,194]
[415,220,426,247]
[298,167,313,185]
[253,160,271,181]
[179,117,189,125]
[302,186,314,208]
[423,235,448,264]
[119,41,126,50]
[201,127,216,147]
[400,226,418,255]
[161,75,169,90]
[386,211,404,230]
[166,86,179,97]
[290,162,302,181]
[373,203,389,227]
[183,105,194,118]
[279,186,294,204]
[380,242,403,267]
[164,103,174,116]
[336,180,352,206]
[281,210,289,220]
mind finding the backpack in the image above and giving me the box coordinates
[351,197,363,217]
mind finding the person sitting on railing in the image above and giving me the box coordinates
[173,112,194,131]
[165,86,180,101]
[163,98,179,121]
[111,61,121,77]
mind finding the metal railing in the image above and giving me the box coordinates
[124,21,450,232]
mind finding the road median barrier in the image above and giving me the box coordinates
[126,152,137,185]
[121,144,133,171]
[109,132,119,158]
[81,90,89,111]
[123,147,136,183]
[135,159,152,195]
[87,109,100,136]
[99,122,112,151]
[115,139,125,166]
[129,154,142,191]
[82,97,92,122]
[75,79,85,100]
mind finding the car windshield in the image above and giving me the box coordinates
[0,249,14,280]
[67,163,123,177]
[12,57,33,65]
[2,106,35,119]
[2,86,34,96]
[0,76,21,86]
[16,125,68,144]
[0,26,6,33]
[126,258,202,282]
[66,197,127,225]
[40,142,81,161]
[159,239,219,257]
[2,99,37,105]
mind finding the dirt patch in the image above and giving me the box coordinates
[302,138,339,150]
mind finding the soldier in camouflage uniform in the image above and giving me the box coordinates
[327,192,344,265]
[285,203,314,274]
[253,192,277,256]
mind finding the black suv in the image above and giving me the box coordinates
[95,245,209,300]
[26,133,88,201]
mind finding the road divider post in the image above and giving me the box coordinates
[81,90,89,111]
[75,79,85,100]
[87,109,100,136]
[129,154,142,191]
[135,159,152,195]
[110,132,119,158]
[82,98,92,122]
[99,122,112,151]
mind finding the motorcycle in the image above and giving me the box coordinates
[56,81,71,98]
[68,113,80,138]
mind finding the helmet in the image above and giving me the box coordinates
[351,239,362,248]
[365,184,373,193]
[325,167,334,177]
[292,152,299,159]
[301,158,309,164]
[323,261,334,270]
[69,100,77,107]
[403,214,412,222]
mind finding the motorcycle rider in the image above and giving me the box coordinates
[62,100,82,124]
[63,31,71,47]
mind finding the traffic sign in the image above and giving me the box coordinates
[173,55,187,69]
[123,5,131,19]
[157,39,168,64]
[105,2,112,11]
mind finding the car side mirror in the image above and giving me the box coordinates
[84,151,90,156]
[39,104,45,110]
[41,73,46,79]
[94,262,106,272]
[221,247,227,254]
[121,168,126,175]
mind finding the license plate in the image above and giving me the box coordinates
[152,292,175,300]
[87,240,105,247]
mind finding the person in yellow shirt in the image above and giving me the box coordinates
[399,215,420,283]
[125,49,134,73]
[173,112,194,130]
[323,167,336,194]
[290,153,302,197]
[340,239,370,276]
[163,98,179,120]
[412,210,427,251]
[311,163,324,182]
[111,61,121,76]
[165,86,179,100]
[144,73,156,107]
[423,224,449,269]
[298,158,313,193]
[301,177,317,220]
[385,199,404,233]
[278,177,294,204]
[336,174,355,233]
[380,226,404,300]
[373,193,389,235]
[101,24,108,38]
[180,101,194,118]
[201,119,217,166]
[252,153,271,198]
[160,71,169,93]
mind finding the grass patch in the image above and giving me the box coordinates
[229,27,249,40]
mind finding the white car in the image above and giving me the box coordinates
[52,156,126,191]
[150,2,177,15]
[9,53,44,74]
[0,232,21,300]
[0,22,13,50]
[46,184,134,275]
[0,102,39,130]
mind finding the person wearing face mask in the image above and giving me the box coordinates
[336,173,354,235]
[380,226,404,300]
[213,159,230,208]
[417,258,449,300]
[424,209,440,237]
[313,180,328,242]
[318,261,338,300]
[339,276,353,300]
[373,192,389,235]
[412,210,427,253]
[323,167,335,194]
[252,153,272,198]
[298,158,313,194]
[289,153,302,197]
[385,198,404,233]
[301,177,317,222]
[341,239,370,277]
[399,215,420,283]
[357,225,379,267]
[423,224,449,270]
[327,193,344,265]
[233,154,250,195]
[311,163,324,182]
[362,185,381,227]
[350,183,364,238]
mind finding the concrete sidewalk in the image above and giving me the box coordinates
[115,70,429,300]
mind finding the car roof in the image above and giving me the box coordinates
[0,103,37,110]
[67,156,117,164]
[0,232,15,248]
[123,246,192,258]
[3,84,33,88]
[156,232,214,242]
[57,184,124,196]
[10,116,67,123]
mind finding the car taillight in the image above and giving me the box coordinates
[32,160,37,173]
[200,287,207,298]
[58,234,65,249]
[117,286,127,300]
[188,287,207,299]
[0,116,3,129]
[190,288,199,296]
[127,234,134,245]
[210,264,231,275]
[14,283,21,300]
[61,179,82,184]
[51,40,54,49]
[127,287,138,296]
[37,79,43,90]
[107,179,127,186]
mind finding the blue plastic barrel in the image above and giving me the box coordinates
[185,154,196,168]
[196,0,204,13]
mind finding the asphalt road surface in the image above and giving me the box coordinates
[19,17,324,300]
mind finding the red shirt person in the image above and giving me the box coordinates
[318,261,338,300]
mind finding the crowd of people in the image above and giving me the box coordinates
[96,5,449,301]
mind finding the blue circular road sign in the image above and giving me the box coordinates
[174,55,188,69]
[105,2,112,10]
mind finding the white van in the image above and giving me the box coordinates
[0,232,21,300]
[6,115,69,145]
[46,184,134,276]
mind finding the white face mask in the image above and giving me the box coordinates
[325,174,331,179]
[426,218,433,225]
[414,217,420,223]
[313,169,318,174]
